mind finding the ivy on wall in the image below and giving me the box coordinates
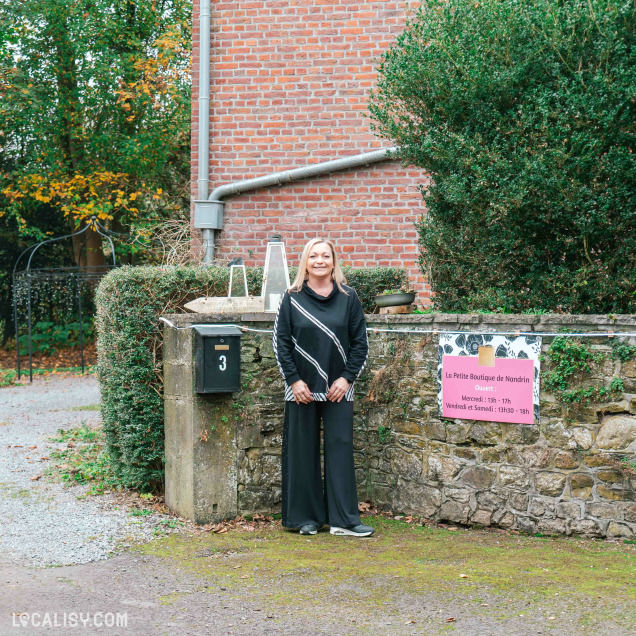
[542,336,626,421]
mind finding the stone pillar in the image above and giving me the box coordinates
[163,322,238,524]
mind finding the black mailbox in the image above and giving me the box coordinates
[193,326,242,394]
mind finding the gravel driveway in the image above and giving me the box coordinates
[0,375,170,567]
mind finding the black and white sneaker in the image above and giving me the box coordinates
[299,524,319,535]
[330,524,374,537]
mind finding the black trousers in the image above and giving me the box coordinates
[281,399,361,529]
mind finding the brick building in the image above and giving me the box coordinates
[190,0,430,299]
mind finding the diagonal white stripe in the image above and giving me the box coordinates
[355,328,369,379]
[290,297,347,363]
[292,337,329,391]
[272,293,288,380]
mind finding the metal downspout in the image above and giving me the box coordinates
[194,146,400,263]
[196,0,213,261]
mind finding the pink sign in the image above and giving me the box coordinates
[442,355,535,424]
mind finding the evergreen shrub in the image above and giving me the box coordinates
[369,0,636,313]
[95,264,407,491]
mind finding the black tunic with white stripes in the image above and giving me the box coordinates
[273,281,369,401]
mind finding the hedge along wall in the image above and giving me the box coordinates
[95,265,407,491]
[162,312,636,538]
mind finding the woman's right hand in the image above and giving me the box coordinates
[291,380,313,404]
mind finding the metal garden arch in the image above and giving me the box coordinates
[12,216,161,381]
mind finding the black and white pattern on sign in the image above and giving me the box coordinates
[437,334,541,423]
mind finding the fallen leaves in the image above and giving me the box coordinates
[200,513,276,534]
[358,500,377,514]
[108,491,170,515]
[359,502,436,528]
[0,343,97,375]
[30,474,41,481]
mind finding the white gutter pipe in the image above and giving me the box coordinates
[194,146,400,263]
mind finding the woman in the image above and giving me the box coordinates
[273,238,374,537]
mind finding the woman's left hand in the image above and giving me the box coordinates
[327,377,351,403]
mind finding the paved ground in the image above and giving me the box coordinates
[0,375,634,635]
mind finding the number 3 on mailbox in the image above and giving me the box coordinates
[193,326,242,393]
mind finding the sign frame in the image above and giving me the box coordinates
[437,334,541,425]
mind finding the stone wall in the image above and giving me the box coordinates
[163,313,636,538]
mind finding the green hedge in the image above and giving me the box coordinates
[95,264,407,491]
[369,0,636,313]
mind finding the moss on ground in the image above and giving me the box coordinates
[0,482,33,500]
[69,404,101,412]
[136,516,635,630]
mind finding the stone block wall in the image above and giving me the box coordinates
[163,313,636,538]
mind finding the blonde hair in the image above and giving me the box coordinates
[289,238,347,293]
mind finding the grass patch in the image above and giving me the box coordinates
[136,516,636,630]
[0,366,95,389]
[0,368,17,387]
[152,519,187,537]
[129,508,154,517]
[48,423,101,444]
[70,404,101,412]
[46,424,120,495]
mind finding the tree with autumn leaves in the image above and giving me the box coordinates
[0,0,191,341]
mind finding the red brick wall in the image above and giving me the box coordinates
[191,0,430,300]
